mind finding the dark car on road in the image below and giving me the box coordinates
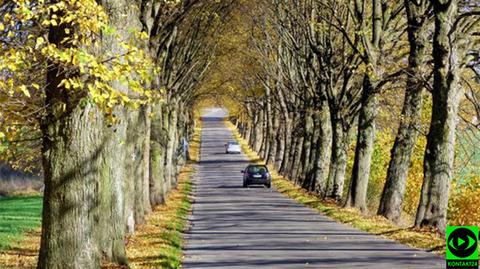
[241,165,271,188]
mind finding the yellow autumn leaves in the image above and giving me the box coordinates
[0,0,158,108]
[0,0,163,164]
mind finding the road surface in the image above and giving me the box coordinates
[183,111,443,268]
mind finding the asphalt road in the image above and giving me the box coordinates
[182,112,443,269]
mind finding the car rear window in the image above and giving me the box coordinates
[247,166,267,173]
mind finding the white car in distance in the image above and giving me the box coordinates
[225,141,241,154]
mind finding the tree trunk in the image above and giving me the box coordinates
[165,103,179,190]
[149,102,166,206]
[162,104,173,193]
[255,109,264,153]
[250,112,259,149]
[304,115,320,191]
[242,122,249,139]
[244,121,251,143]
[177,104,188,166]
[37,4,127,269]
[124,106,150,233]
[274,116,284,170]
[290,119,304,182]
[326,115,350,200]
[285,130,297,178]
[97,1,144,263]
[142,105,152,215]
[171,106,181,186]
[279,113,292,174]
[346,76,378,212]
[415,0,460,234]
[260,105,269,160]
[314,102,332,197]
[285,112,298,177]
[378,0,428,222]
[39,103,103,269]
[264,86,274,164]
[97,107,128,265]
[268,109,279,165]
[300,110,314,188]
[124,109,137,235]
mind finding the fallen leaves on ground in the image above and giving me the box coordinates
[104,166,194,269]
[0,229,40,268]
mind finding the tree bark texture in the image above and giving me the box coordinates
[378,0,428,222]
[415,0,460,234]
[346,77,379,212]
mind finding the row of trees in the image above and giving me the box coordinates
[1,0,233,268]
[226,0,479,234]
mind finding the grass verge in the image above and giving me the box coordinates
[225,121,446,255]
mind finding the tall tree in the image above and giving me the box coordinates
[345,0,405,211]
[378,0,431,222]
[415,0,471,233]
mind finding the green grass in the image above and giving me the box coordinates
[158,177,193,268]
[0,196,43,250]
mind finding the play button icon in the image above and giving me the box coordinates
[448,227,478,258]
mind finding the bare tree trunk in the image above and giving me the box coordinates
[326,115,350,200]
[346,76,378,212]
[97,107,128,265]
[243,107,252,144]
[260,104,269,159]
[378,0,428,222]
[285,130,297,178]
[124,109,138,235]
[250,112,259,149]
[279,113,292,174]
[256,109,265,153]
[265,86,275,164]
[149,102,166,206]
[274,116,285,170]
[415,0,460,234]
[300,109,314,188]
[165,102,179,189]
[39,103,103,269]
[244,121,251,143]
[142,105,152,215]
[286,112,299,178]
[302,110,320,191]
[124,106,150,233]
[162,104,173,193]
[290,119,304,183]
[314,102,332,197]
[268,109,279,165]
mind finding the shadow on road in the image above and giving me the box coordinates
[182,112,443,269]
